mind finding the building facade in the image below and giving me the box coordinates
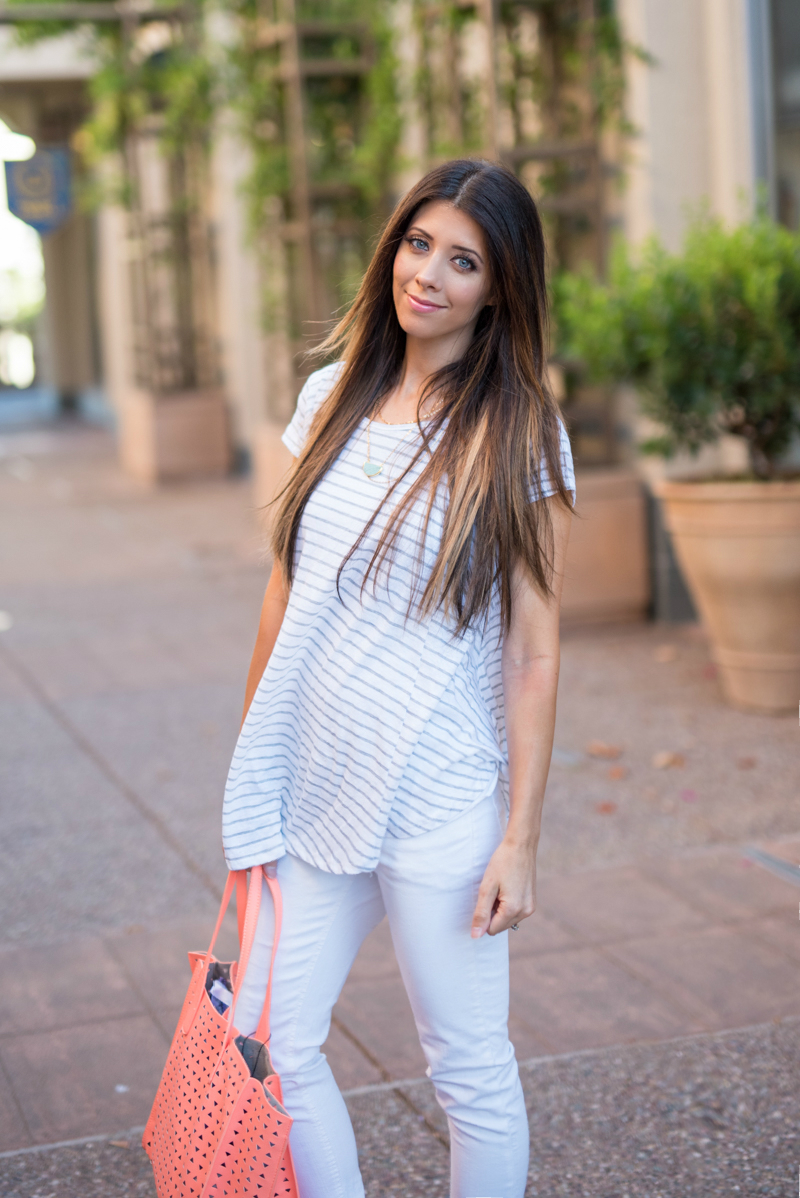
[1,1,797,619]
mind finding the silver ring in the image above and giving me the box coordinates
[510,923,520,931]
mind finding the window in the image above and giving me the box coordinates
[772,0,800,227]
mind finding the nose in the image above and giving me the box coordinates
[414,252,444,292]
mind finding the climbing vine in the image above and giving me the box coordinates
[9,0,640,331]
[9,0,400,220]
[10,0,214,207]
[499,0,634,141]
[496,0,646,270]
[403,0,645,271]
[411,0,488,162]
[9,1,635,212]
[228,0,401,235]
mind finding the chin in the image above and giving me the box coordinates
[404,320,445,340]
[401,305,449,333]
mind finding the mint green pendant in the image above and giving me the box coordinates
[363,461,382,479]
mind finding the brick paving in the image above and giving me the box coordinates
[0,417,798,1192]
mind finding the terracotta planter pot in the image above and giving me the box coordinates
[655,478,800,714]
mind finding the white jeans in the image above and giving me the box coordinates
[234,792,529,1198]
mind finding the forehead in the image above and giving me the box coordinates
[409,199,487,252]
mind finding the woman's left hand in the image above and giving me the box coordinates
[470,837,537,938]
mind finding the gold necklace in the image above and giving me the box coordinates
[362,399,446,482]
[374,395,446,426]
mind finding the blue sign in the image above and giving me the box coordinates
[5,147,72,235]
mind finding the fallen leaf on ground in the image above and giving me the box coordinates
[607,765,628,781]
[595,801,617,815]
[736,756,757,770]
[652,750,685,769]
[586,740,623,760]
[654,644,677,663]
[110,1141,130,1149]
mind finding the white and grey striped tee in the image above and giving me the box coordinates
[222,362,575,874]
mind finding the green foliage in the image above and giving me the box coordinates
[9,0,632,227]
[225,2,289,227]
[413,0,486,160]
[10,0,214,205]
[497,0,646,272]
[351,10,402,202]
[223,0,400,235]
[11,0,399,222]
[553,214,800,477]
[11,0,638,338]
[500,0,637,137]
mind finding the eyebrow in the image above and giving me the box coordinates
[408,225,484,265]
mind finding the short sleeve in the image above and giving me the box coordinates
[282,361,345,458]
[531,417,575,504]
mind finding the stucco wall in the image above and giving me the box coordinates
[619,0,756,250]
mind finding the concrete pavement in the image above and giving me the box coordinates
[0,416,798,1194]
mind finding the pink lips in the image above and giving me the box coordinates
[406,292,445,313]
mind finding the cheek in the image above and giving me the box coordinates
[448,273,488,317]
[393,248,414,290]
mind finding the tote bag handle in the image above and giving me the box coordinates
[185,866,279,1047]
[253,872,282,1044]
[182,869,245,1037]
[211,866,283,1052]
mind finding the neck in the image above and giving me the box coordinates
[382,328,473,423]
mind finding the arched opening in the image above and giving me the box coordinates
[0,63,105,429]
[0,118,43,413]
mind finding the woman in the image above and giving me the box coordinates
[226,158,574,1198]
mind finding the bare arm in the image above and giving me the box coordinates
[471,497,572,937]
[241,559,290,729]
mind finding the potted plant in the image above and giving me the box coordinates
[553,213,800,714]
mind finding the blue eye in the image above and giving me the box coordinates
[408,236,428,250]
[455,256,475,271]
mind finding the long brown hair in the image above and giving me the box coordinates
[271,159,572,636]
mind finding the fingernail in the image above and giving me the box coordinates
[471,927,482,939]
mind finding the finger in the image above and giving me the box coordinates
[487,899,517,936]
[471,881,498,939]
[488,896,536,936]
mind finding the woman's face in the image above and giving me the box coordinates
[392,199,492,346]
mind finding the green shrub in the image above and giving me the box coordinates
[552,214,800,478]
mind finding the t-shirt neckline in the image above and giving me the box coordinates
[363,415,448,432]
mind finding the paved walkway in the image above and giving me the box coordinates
[0,417,798,1193]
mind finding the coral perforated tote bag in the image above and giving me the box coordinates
[143,865,300,1198]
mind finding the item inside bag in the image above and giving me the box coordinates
[203,961,278,1086]
[234,1034,277,1083]
[204,961,234,1015]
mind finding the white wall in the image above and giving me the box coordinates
[619,0,756,249]
[0,29,96,82]
[210,123,274,450]
[96,200,134,416]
